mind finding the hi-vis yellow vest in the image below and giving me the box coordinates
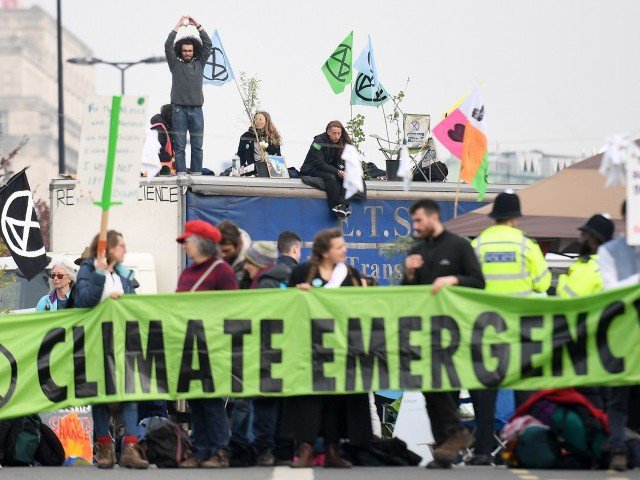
[557,255,602,298]
[471,225,551,296]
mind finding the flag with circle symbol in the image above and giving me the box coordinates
[350,72,390,106]
[321,31,353,94]
[203,30,235,86]
[0,169,48,280]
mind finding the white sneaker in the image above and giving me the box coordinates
[331,205,347,218]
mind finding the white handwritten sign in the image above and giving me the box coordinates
[627,149,640,245]
[76,96,148,207]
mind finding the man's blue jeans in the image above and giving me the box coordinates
[172,105,203,173]
[189,399,230,460]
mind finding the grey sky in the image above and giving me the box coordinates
[30,0,640,173]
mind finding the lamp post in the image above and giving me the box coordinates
[56,0,64,175]
[66,56,166,95]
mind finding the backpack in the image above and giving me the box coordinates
[344,437,422,466]
[548,404,606,468]
[505,389,608,469]
[0,414,64,466]
[35,423,66,466]
[513,426,559,469]
[412,161,448,182]
[228,438,257,467]
[143,417,195,468]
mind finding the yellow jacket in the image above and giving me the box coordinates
[471,225,551,296]
[557,255,602,298]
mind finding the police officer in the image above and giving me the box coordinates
[468,190,551,465]
[557,214,614,298]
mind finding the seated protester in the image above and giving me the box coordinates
[237,111,282,174]
[300,120,353,218]
[36,260,76,311]
[74,230,148,469]
[150,104,176,175]
[218,220,252,289]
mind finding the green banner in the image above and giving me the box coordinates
[0,285,639,419]
[321,31,353,94]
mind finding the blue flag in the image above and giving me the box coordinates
[350,72,390,107]
[354,35,380,94]
[203,30,235,86]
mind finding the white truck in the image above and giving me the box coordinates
[48,176,512,293]
[0,253,157,313]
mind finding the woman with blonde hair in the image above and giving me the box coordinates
[74,230,148,469]
[236,111,283,171]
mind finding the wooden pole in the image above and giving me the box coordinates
[97,209,110,257]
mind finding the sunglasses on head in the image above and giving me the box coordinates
[50,273,67,280]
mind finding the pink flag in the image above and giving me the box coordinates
[432,108,467,160]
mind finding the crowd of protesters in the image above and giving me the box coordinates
[11,14,638,471]
[22,189,639,472]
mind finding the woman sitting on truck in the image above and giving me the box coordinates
[35,260,76,311]
[236,111,282,173]
[74,230,149,470]
[300,120,353,219]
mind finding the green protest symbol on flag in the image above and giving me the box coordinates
[321,31,353,94]
[351,72,390,106]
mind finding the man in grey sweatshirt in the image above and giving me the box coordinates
[165,15,212,174]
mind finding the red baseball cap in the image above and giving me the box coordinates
[177,220,222,244]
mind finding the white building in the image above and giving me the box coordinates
[0,4,94,200]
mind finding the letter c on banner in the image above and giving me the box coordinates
[0,343,18,409]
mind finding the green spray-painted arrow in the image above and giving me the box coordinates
[94,95,123,211]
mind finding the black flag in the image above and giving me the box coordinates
[0,169,48,280]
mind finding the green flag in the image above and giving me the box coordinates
[321,31,353,94]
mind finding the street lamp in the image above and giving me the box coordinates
[66,56,166,95]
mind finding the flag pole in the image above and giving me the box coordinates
[453,180,462,219]
[381,103,391,146]
[350,81,353,121]
[232,78,268,163]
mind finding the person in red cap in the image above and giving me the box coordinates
[175,220,238,468]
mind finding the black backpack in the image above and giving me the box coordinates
[228,438,257,467]
[143,417,195,468]
[412,161,448,182]
[0,414,64,467]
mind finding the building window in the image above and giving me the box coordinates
[0,111,7,136]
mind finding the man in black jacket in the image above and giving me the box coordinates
[300,121,352,218]
[402,199,485,469]
[164,15,212,174]
[258,231,302,288]
[242,231,302,466]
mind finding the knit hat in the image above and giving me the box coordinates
[245,241,277,268]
